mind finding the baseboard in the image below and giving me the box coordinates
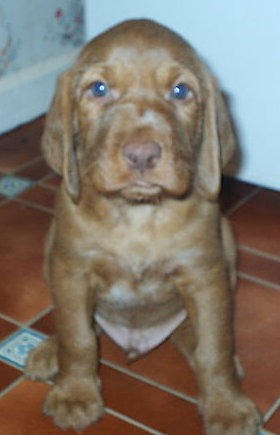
[0,49,81,135]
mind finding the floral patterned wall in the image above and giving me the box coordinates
[0,0,84,77]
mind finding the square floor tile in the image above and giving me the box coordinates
[0,329,45,370]
[101,364,203,433]
[16,159,50,181]
[236,279,280,412]
[100,334,199,399]
[0,381,149,435]
[0,318,18,342]
[0,117,44,173]
[0,202,52,322]
[41,172,61,188]
[31,310,55,335]
[239,248,280,286]
[230,188,280,257]
[265,406,280,433]
[220,176,258,214]
[19,185,56,210]
[0,361,22,392]
[0,175,34,198]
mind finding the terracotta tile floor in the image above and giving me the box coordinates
[0,117,279,435]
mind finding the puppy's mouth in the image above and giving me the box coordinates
[121,179,163,201]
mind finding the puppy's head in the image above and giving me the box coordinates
[42,19,236,203]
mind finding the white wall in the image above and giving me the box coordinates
[0,0,84,134]
[85,0,280,191]
[0,50,80,134]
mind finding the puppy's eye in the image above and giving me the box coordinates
[171,83,193,100]
[91,81,109,97]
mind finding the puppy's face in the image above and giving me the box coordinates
[76,43,203,201]
[42,20,236,203]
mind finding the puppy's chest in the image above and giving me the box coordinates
[88,249,189,357]
[81,212,199,356]
[92,251,175,304]
[86,227,200,305]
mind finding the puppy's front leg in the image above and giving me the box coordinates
[177,262,261,435]
[44,257,104,431]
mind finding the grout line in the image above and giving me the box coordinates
[38,172,55,183]
[0,308,52,339]
[263,396,280,423]
[105,407,166,435]
[0,312,24,329]
[239,245,280,263]
[25,305,54,328]
[238,272,280,292]
[225,186,261,216]
[38,180,58,192]
[14,197,55,215]
[38,171,59,188]
[2,373,165,435]
[13,155,43,174]
[0,375,25,399]
[100,359,197,405]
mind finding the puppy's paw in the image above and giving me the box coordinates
[25,336,58,381]
[43,378,105,431]
[202,393,261,435]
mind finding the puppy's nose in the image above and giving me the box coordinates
[123,141,161,172]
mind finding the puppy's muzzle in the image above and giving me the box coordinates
[123,141,162,173]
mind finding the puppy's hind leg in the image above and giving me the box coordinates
[25,335,58,381]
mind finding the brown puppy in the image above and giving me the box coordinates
[26,19,261,434]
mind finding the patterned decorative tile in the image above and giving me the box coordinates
[0,175,34,198]
[0,329,45,370]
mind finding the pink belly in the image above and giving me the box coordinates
[95,309,187,357]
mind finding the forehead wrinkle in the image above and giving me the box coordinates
[77,20,203,76]
[106,49,201,94]
[105,42,202,72]
[107,45,173,62]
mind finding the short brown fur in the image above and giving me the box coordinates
[26,19,260,434]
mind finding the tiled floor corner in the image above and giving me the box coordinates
[0,117,279,434]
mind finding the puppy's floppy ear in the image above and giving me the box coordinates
[42,71,80,201]
[196,72,236,200]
